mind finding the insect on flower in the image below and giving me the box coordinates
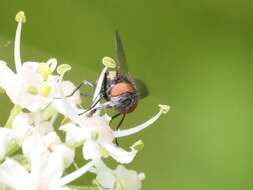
[66,32,148,143]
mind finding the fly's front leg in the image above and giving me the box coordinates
[78,95,104,116]
[65,80,95,98]
[42,80,95,111]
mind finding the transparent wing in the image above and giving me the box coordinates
[134,78,149,99]
[115,31,128,75]
[115,31,149,99]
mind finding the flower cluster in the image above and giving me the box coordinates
[0,11,170,190]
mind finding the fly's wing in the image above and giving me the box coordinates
[134,78,149,99]
[115,31,149,99]
[115,31,128,76]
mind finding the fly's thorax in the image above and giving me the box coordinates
[107,71,117,81]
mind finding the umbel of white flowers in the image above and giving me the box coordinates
[0,11,170,190]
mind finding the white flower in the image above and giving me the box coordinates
[0,154,66,190]
[60,114,138,164]
[22,132,74,168]
[0,11,81,112]
[12,112,53,145]
[0,155,94,190]
[94,163,145,190]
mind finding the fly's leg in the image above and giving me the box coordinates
[78,95,104,116]
[111,113,121,120]
[62,80,95,98]
[114,114,126,146]
[42,80,95,111]
[80,101,113,117]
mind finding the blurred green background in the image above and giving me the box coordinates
[1,0,253,189]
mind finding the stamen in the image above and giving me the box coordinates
[57,64,72,75]
[15,11,26,23]
[138,173,146,180]
[47,58,57,72]
[58,160,94,186]
[102,57,116,68]
[92,67,107,104]
[113,104,170,138]
[14,11,26,74]
[132,140,144,152]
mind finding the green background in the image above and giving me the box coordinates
[0,0,253,189]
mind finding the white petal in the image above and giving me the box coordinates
[62,81,81,105]
[56,81,84,127]
[43,132,61,146]
[82,141,101,160]
[60,123,88,144]
[0,159,32,190]
[103,143,137,164]
[54,144,75,168]
[0,62,17,90]
[0,143,5,161]
[31,152,64,182]
[0,62,45,111]
[115,165,143,190]
[12,114,33,144]
[0,128,13,160]
[33,121,54,136]
[22,61,40,72]
[22,136,48,161]
[96,170,115,189]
